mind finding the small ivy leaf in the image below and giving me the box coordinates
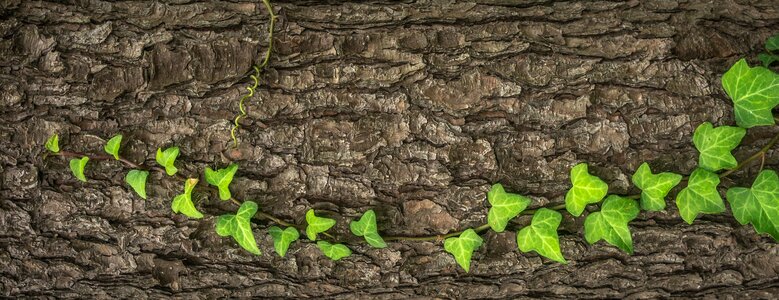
[584,195,640,254]
[204,163,238,201]
[69,156,89,182]
[45,134,59,153]
[487,183,531,232]
[125,170,149,199]
[675,168,725,224]
[317,241,352,261]
[766,34,779,51]
[268,226,300,257]
[758,53,779,67]
[215,215,237,237]
[171,178,203,219]
[516,208,566,263]
[631,162,683,211]
[721,58,779,128]
[565,163,609,217]
[155,146,180,176]
[214,201,261,255]
[726,170,779,241]
[104,134,122,160]
[443,228,483,272]
[692,122,746,172]
[349,210,387,248]
[305,209,336,241]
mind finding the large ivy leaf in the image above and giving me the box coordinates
[155,146,180,176]
[692,122,746,172]
[45,134,59,153]
[726,170,779,241]
[584,195,640,254]
[675,168,725,224]
[317,241,351,261]
[125,170,149,199]
[104,134,122,160]
[487,183,531,232]
[305,209,336,241]
[205,163,238,201]
[171,178,203,219]
[69,156,89,182]
[565,163,609,217]
[349,210,387,248]
[215,201,261,255]
[516,208,566,263]
[268,226,300,257]
[631,162,683,211]
[443,228,483,272]
[721,58,779,128]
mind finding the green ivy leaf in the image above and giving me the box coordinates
[721,58,779,128]
[268,226,300,257]
[215,201,261,255]
[349,210,387,248]
[104,134,122,160]
[69,156,88,182]
[693,122,746,172]
[316,241,351,261]
[305,209,336,241]
[487,183,531,232]
[205,163,238,201]
[584,195,640,254]
[675,168,725,224]
[516,208,566,263]
[631,162,683,211]
[155,146,180,176]
[565,163,609,217]
[758,53,779,67]
[171,178,203,219]
[726,170,779,241]
[45,134,59,153]
[766,34,779,51]
[125,170,149,199]
[443,228,483,272]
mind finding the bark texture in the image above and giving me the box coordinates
[2,0,779,298]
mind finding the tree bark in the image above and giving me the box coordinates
[2,0,779,298]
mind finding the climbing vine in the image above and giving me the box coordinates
[41,2,779,273]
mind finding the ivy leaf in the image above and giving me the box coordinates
[487,183,531,232]
[766,34,779,51]
[516,208,566,263]
[104,134,122,160]
[125,170,149,199]
[155,146,180,176]
[726,170,779,240]
[443,228,483,272]
[305,209,336,241]
[675,168,725,224]
[215,201,261,255]
[171,178,203,219]
[692,122,746,172]
[349,210,387,248]
[205,163,238,201]
[565,163,609,217]
[721,58,779,128]
[316,241,351,261]
[584,195,640,254]
[631,162,683,211]
[758,53,779,67]
[45,134,59,153]
[268,226,300,257]
[69,157,89,182]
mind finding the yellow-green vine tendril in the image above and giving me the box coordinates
[230,0,278,148]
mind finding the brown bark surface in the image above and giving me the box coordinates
[2,0,779,298]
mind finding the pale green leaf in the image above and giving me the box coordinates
[692,122,746,172]
[216,215,236,237]
[726,170,779,241]
[45,134,59,153]
[487,183,531,232]
[721,58,779,128]
[349,210,387,248]
[214,201,261,255]
[317,241,351,261]
[631,162,683,211]
[269,226,300,257]
[205,163,238,201]
[155,147,179,176]
[584,195,640,254]
[443,228,483,272]
[69,156,88,182]
[305,209,336,241]
[104,134,122,160]
[516,208,566,263]
[565,163,609,216]
[125,170,149,199]
[171,178,203,219]
[675,168,725,224]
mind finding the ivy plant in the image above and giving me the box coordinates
[268,226,300,257]
[172,178,203,219]
[759,34,779,66]
[444,228,483,272]
[125,170,149,199]
[156,146,180,176]
[305,209,336,241]
[45,134,59,153]
[317,241,351,261]
[205,163,238,200]
[692,122,746,171]
[487,183,530,232]
[216,201,261,255]
[726,170,779,240]
[565,163,608,217]
[631,162,682,211]
[69,157,88,182]
[104,134,122,160]
[722,58,779,128]
[675,168,725,224]
[516,208,566,263]
[584,195,640,254]
[349,210,387,248]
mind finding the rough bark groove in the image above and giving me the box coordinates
[2,0,779,298]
